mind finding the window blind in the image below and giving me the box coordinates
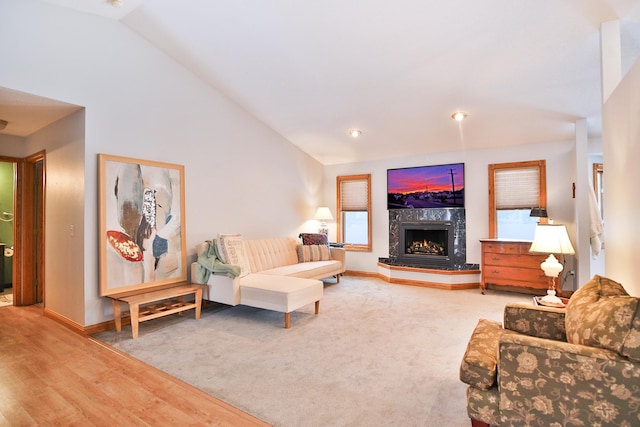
[495,167,540,209]
[340,179,368,211]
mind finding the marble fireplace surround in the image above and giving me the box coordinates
[382,208,472,270]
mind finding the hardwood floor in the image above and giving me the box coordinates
[0,305,270,426]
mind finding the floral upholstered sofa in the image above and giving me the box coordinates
[459,275,640,427]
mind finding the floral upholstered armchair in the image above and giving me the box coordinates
[459,275,640,427]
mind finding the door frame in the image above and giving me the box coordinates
[2,150,45,306]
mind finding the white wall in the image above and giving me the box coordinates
[1,0,324,325]
[23,110,86,323]
[324,140,579,288]
[0,134,29,157]
[603,58,640,296]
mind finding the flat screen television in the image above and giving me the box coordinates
[387,163,464,209]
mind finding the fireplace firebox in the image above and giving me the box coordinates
[399,221,454,268]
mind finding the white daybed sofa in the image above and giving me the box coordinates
[191,236,345,328]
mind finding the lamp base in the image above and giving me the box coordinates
[318,221,328,235]
[540,289,563,305]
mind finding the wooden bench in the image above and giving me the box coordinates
[109,282,207,339]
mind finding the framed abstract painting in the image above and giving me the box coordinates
[98,154,186,296]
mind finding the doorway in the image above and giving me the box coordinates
[0,151,45,306]
[0,160,14,307]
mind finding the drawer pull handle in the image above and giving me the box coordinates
[491,256,500,261]
[491,270,500,274]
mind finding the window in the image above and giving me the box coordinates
[337,174,371,251]
[489,160,546,240]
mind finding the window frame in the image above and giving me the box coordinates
[488,160,546,239]
[336,174,372,252]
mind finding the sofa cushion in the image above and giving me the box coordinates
[260,260,341,279]
[565,275,640,361]
[243,238,299,272]
[296,244,331,262]
[299,233,329,245]
[216,233,250,277]
[239,274,323,313]
[503,302,567,341]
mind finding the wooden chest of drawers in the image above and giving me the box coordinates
[480,239,549,295]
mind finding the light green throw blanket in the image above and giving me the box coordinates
[195,239,241,283]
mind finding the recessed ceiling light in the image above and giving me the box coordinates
[110,0,123,7]
[452,112,467,122]
[348,129,362,138]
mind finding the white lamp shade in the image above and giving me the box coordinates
[314,207,334,221]
[529,224,575,255]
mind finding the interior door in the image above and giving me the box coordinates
[13,151,45,306]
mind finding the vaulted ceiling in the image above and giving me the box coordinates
[4,0,640,165]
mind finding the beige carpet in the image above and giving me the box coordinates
[94,276,530,427]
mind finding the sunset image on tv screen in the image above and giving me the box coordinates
[387,163,464,209]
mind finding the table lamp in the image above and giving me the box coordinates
[529,223,575,305]
[529,207,548,222]
[314,207,333,235]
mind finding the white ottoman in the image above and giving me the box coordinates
[239,273,323,328]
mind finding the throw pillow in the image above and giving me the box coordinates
[216,233,250,277]
[296,244,331,262]
[299,233,329,245]
[565,275,640,361]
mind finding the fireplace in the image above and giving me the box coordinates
[399,221,454,268]
[382,208,469,270]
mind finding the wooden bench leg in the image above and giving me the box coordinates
[177,295,184,316]
[195,288,203,320]
[130,303,140,339]
[315,301,320,315]
[284,312,291,329]
[112,299,122,332]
